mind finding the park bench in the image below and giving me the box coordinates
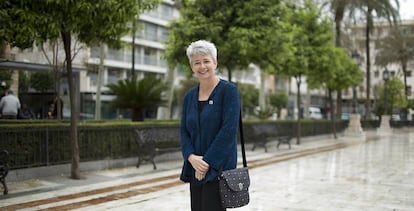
[0,150,9,195]
[134,129,180,170]
[251,124,292,152]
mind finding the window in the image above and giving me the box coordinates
[406,70,412,77]
[107,48,124,61]
[145,3,174,21]
[90,47,100,58]
[108,68,124,84]
[159,4,174,21]
[144,47,157,66]
[87,71,98,87]
[144,22,158,42]
[160,28,169,42]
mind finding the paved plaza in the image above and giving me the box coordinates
[1,129,414,210]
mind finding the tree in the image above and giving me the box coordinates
[327,0,400,120]
[327,0,359,120]
[164,0,290,120]
[357,0,400,120]
[279,0,334,144]
[237,83,259,118]
[165,0,245,82]
[269,92,288,119]
[375,26,414,101]
[308,46,363,138]
[227,0,290,110]
[373,77,407,116]
[164,0,288,82]
[18,71,29,93]
[30,71,55,92]
[107,76,167,121]
[0,0,160,179]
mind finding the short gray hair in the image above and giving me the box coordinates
[186,40,217,64]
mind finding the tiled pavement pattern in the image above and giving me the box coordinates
[1,129,413,211]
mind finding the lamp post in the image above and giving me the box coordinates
[383,68,390,115]
[377,67,392,134]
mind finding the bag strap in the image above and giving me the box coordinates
[221,82,247,168]
[239,109,247,168]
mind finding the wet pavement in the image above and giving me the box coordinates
[1,128,414,210]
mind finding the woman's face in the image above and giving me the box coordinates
[190,54,217,81]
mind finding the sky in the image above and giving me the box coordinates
[397,0,414,20]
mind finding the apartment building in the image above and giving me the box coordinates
[6,0,180,119]
[343,20,414,117]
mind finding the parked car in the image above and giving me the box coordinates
[309,107,323,119]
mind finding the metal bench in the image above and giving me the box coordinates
[251,125,292,152]
[134,129,180,170]
[0,150,9,195]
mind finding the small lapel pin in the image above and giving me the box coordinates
[209,100,214,105]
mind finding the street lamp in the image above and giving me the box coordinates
[351,51,361,114]
[383,68,390,115]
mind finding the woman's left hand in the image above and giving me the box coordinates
[195,171,205,181]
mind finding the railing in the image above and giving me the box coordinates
[0,121,351,170]
[0,125,181,170]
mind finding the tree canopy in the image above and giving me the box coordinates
[0,0,160,179]
[107,76,167,121]
[375,26,414,99]
[164,0,288,81]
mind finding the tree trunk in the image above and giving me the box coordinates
[2,43,19,95]
[402,61,408,100]
[53,42,62,120]
[296,76,302,145]
[95,44,105,120]
[165,66,176,119]
[259,71,266,110]
[226,65,232,82]
[365,9,373,120]
[330,89,337,139]
[61,31,80,179]
[336,91,342,119]
[132,108,144,121]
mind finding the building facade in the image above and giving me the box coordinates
[343,20,414,118]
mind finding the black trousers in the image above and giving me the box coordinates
[190,181,226,211]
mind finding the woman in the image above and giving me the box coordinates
[180,40,240,211]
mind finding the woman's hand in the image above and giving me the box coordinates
[195,171,205,181]
[188,154,209,179]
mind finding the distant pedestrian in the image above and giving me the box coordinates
[0,89,21,119]
[52,96,63,119]
[19,103,36,119]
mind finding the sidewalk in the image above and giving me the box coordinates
[0,130,381,210]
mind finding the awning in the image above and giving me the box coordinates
[0,59,84,72]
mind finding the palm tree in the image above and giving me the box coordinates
[107,76,168,121]
[358,0,400,119]
[375,26,414,100]
[328,0,399,120]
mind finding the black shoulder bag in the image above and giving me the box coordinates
[218,82,250,209]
